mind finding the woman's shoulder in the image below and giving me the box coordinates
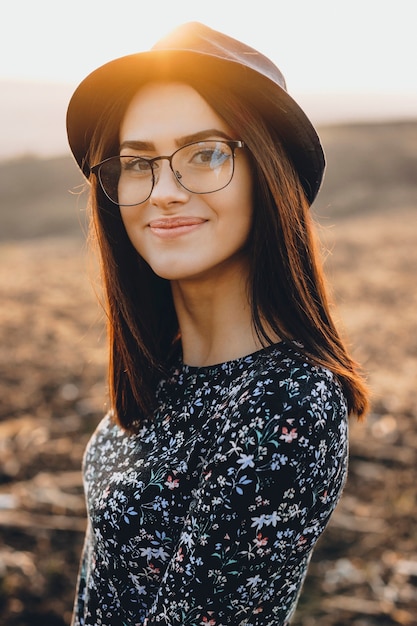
[206,341,348,478]
[82,410,142,467]
[244,340,346,403]
[225,340,348,438]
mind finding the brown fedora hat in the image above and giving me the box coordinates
[66,21,325,205]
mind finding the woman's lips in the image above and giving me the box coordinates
[148,217,207,239]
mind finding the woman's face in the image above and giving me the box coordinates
[118,82,254,283]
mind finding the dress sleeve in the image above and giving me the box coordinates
[145,371,348,626]
[71,522,92,626]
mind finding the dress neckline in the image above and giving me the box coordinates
[180,340,288,376]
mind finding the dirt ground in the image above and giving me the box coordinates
[0,204,416,625]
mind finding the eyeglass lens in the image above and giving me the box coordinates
[97,141,238,206]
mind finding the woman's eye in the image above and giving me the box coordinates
[122,158,152,173]
[192,148,229,167]
[194,149,215,163]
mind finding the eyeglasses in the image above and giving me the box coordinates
[90,139,244,207]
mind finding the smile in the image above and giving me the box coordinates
[148,217,207,239]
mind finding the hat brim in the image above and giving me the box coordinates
[66,48,325,205]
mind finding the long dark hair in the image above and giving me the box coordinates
[86,79,369,432]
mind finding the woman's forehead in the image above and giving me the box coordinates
[119,81,231,146]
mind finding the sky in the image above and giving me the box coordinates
[1,0,417,158]
[2,0,417,94]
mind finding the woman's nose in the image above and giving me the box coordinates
[149,160,189,206]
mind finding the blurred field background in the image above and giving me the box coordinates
[0,118,416,625]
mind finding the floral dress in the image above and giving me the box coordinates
[72,340,348,626]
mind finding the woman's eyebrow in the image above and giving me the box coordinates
[176,129,232,145]
[119,140,154,152]
[119,129,233,153]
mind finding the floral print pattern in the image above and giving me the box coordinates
[72,341,348,626]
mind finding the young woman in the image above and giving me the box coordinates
[66,22,369,626]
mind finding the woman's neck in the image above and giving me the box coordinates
[171,261,269,367]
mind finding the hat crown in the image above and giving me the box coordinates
[152,22,287,92]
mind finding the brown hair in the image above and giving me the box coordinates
[86,80,369,431]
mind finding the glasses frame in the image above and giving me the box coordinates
[90,139,245,206]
